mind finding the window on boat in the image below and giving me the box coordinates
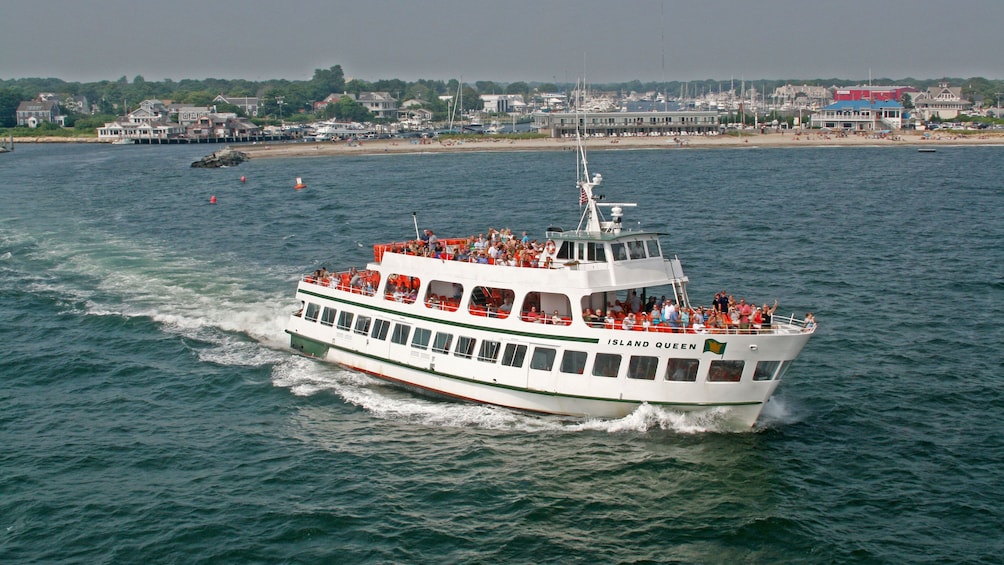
[708,360,745,382]
[555,240,571,260]
[320,306,336,327]
[559,350,588,374]
[391,323,411,346]
[646,239,661,258]
[411,327,432,350]
[627,355,659,380]
[477,340,501,363]
[773,360,794,381]
[530,347,556,371]
[384,273,420,304]
[753,360,782,381]
[454,336,476,359]
[627,240,647,260]
[666,358,700,382]
[501,344,527,368]
[371,319,391,341]
[519,291,571,324]
[592,353,621,378]
[432,332,453,354]
[337,311,355,331]
[611,242,628,261]
[425,280,462,312]
[469,286,515,319]
[587,242,606,262]
[353,315,372,336]
[304,303,321,322]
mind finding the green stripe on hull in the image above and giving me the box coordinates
[290,333,330,358]
[285,330,761,410]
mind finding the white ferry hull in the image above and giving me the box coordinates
[286,278,812,430]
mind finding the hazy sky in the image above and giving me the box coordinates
[3,0,1002,84]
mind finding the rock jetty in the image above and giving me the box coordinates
[191,147,248,168]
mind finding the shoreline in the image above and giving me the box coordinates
[8,131,1004,157]
[232,131,1004,159]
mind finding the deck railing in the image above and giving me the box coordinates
[299,274,815,335]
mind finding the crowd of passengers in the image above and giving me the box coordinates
[308,267,817,333]
[576,291,814,333]
[397,228,559,267]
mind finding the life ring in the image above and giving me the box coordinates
[545,240,556,254]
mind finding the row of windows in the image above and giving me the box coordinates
[302,302,788,383]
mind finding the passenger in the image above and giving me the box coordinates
[666,306,681,332]
[604,311,616,329]
[649,308,663,326]
[738,299,752,332]
[525,306,540,323]
[628,290,642,313]
[622,313,636,331]
[804,312,816,331]
[761,300,779,330]
[551,310,562,325]
[591,309,605,328]
[499,298,512,316]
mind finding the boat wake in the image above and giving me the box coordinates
[270,357,745,434]
[2,225,296,369]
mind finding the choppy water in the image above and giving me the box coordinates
[1,142,1002,563]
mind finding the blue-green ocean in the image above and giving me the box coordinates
[1,141,1002,563]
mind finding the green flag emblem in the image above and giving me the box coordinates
[703,338,726,355]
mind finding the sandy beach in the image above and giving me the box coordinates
[231,130,1004,159]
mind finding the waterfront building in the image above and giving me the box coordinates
[809,100,903,131]
[213,94,260,117]
[911,82,972,121]
[770,85,832,110]
[832,85,917,102]
[171,105,213,125]
[16,99,63,127]
[533,110,720,138]
[316,92,399,120]
[480,94,527,115]
[355,92,398,120]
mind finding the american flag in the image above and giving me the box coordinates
[579,186,588,205]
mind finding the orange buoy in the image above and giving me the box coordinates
[210,195,217,204]
[240,175,246,183]
[294,176,306,190]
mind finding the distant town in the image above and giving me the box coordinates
[2,66,1003,143]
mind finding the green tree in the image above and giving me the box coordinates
[0,88,23,127]
[900,93,914,109]
[333,96,372,121]
[309,65,345,100]
[505,81,529,98]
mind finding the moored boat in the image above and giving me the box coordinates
[285,138,815,429]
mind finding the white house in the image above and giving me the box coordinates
[810,100,903,131]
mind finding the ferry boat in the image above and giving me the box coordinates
[284,139,815,429]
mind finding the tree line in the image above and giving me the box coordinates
[2,64,1003,129]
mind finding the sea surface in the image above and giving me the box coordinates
[1,141,1002,564]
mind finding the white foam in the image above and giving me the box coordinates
[270,358,742,434]
[14,227,298,370]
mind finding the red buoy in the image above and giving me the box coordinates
[240,175,246,183]
[210,195,217,204]
[294,176,306,190]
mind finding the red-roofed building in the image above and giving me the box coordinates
[833,86,917,102]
